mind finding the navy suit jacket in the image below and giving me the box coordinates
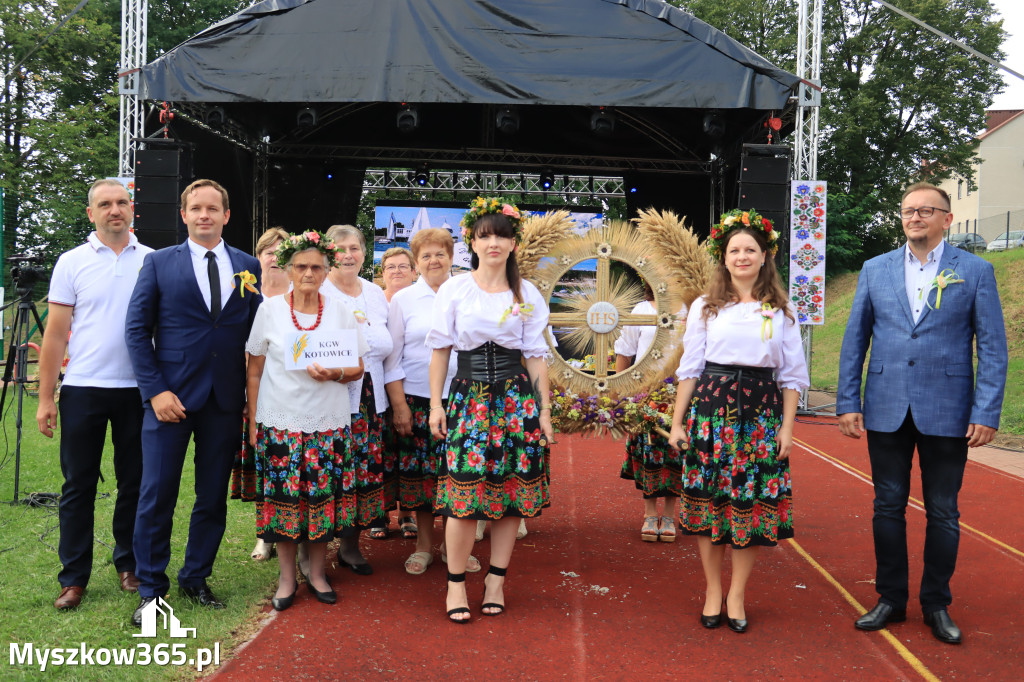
[837,243,1007,437]
[125,240,262,413]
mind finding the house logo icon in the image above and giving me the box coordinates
[132,597,197,638]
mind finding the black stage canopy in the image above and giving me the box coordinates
[137,0,801,248]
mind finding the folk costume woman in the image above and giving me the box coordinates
[245,231,368,611]
[384,228,484,576]
[321,224,395,574]
[614,285,688,543]
[668,210,808,633]
[427,197,554,624]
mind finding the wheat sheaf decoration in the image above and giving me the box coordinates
[633,207,714,311]
[516,209,577,282]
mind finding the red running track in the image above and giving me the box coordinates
[212,420,1023,681]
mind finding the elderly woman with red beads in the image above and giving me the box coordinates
[245,231,367,611]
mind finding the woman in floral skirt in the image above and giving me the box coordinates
[246,231,368,610]
[615,284,687,543]
[427,197,554,623]
[669,209,808,633]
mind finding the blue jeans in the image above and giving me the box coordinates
[866,410,968,613]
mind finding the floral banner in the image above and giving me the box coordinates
[789,181,827,325]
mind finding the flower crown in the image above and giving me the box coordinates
[274,230,342,269]
[707,208,778,261]
[459,196,523,246]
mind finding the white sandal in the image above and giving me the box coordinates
[475,520,486,542]
[516,518,528,540]
[440,545,482,572]
[250,538,275,561]
[404,551,433,575]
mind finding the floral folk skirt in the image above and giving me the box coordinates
[337,374,397,531]
[435,374,550,520]
[620,431,684,498]
[230,415,257,502]
[394,394,443,513]
[680,367,794,548]
[254,423,352,543]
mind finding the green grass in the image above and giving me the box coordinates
[810,249,1024,434]
[0,392,278,680]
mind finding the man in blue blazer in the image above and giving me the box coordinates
[837,182,1007,644]
[125,179,261,626]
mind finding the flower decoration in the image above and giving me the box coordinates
[231,270,260,297]
[650,349,663,360]
[760,303,776,342]
[549,376,679,439]
[707,208,778,261]
[560,255,572,265]
[920,269,964,310]
[658,312,674,329]
[275,230,342,269]
[631,370,643,381]
[594,378,609,392]
[498,302,535,326]
[657,282,667,295]
[596,243,613,258]
[635,257,647,268]
[459,196,523,246]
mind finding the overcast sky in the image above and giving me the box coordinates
[991,0,1024,109]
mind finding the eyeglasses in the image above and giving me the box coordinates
[289,264,325,275]
[383,263,411,272]
[900,206,949,219]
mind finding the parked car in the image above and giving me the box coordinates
[947,232,987,253]
[986,230,1024,252]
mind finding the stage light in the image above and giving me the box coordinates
[325,164,337,181]
[702,113,725,139]
[629,186,638,194]
[540,168,555,191]
[496,106,520,135]
[397,103,419,133]
[590,106,615,135]
[297,107,318,128]
[204,106,227,128]
[409,163,430,186]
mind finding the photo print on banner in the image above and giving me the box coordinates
[789,181,827,325]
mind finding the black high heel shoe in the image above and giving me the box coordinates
[271,581,298,612]
[481,565,507,616]
[725,597,748,633]
[336,547,373,576]
[307,579,337,605]
[447,572,470,624]
[700,599,724,629]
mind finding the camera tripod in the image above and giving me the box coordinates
[1,284,46,504]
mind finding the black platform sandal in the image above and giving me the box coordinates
[481,565,507,616]
[447,572,471,624]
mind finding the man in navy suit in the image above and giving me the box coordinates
[125,179,261,625]
[837,182,1007,644]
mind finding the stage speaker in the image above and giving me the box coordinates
[134,145,192,249]
[737,144,790,213]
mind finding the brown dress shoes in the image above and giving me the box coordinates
[54,586,85,610]
[119,571,141,592]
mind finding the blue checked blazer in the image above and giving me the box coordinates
[836,243,1007,437]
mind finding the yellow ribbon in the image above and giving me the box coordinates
[760,303,775,342]
[920,268,964,310]
[231,270,260,297]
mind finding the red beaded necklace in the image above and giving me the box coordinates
[289,292,324,330]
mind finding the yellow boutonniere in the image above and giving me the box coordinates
[920,268,964,310]
[232,270,260,297]
[760,303,776,342]
[498,302,534,326]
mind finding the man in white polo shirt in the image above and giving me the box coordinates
[36,178,153,611]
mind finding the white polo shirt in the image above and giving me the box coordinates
[47,232,154,388]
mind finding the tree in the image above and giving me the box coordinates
[671,0,1006,269]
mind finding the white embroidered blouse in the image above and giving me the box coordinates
[425,273,550,358]
[614,300,688,360]
[246,295,369,432]
[320,277,392,414]
[675,296,809,391]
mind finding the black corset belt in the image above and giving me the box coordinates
[701,362,776,422]
[455,342,524,383]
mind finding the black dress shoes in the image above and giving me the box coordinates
[307,580,337,605]
[180,582,225,609]
[924,609,962,644]
[132,596,158,627]
[855,602,907,631]
[700,612,723,629]
[726,616,748,633]
[337,549,373,576]
[271,582,298,612]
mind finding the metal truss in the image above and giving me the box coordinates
[252,142,270,244]
[269,143,710,175]
[363,170,625,198]
[118,0,147,177]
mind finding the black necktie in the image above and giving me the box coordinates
[206,251,221,319]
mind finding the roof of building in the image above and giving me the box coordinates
[980,109,1024,140]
